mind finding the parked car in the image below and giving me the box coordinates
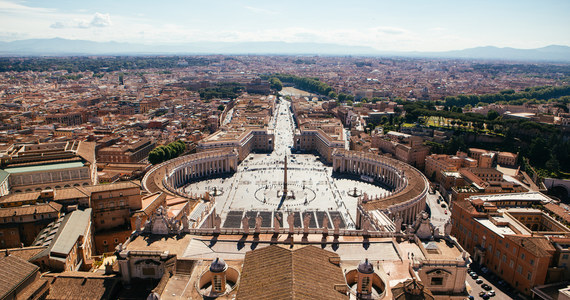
[471,274,479,279]
[475,279,483,284]
[441,203,447,208]
[482,283,492,291]
[488,290,495,297]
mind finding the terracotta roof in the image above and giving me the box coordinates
[0,246,47,262]
[391,278,435,300]
[76,141,96,164]
[0,255,40,299]
[544,203,570,224]
[0,202,62,218]
[236,245,348,300]
[83,181,140,193]
[43,272,120,300]
[504,235,555,258]
[0,186,90,206]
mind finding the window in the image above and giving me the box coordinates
[521,253,525,260]
[517,265,522,274]
[530,259,534,265]
[502,255,506,262]
[527,272,532,281]
[103,240,108,245]
[361,276,371,292]
[563,254,569,260]
[213,275,223,292]
[506,243,509,249]
[496,250,500,258]
[431,277,444,286]
[510,260,514,268]
[114,238,119,243]
[513,248,517,254]
[489,245,493,252]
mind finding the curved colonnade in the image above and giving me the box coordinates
[332,149,429,224]
[142,150,238,195]
[143,147,427,226]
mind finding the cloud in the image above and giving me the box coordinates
[373,26,409,35]
[245,6,276,15]
[90,13,112,27]
[50,12,112,29]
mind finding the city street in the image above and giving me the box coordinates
[466,264,516,299]
[425,189,450,231]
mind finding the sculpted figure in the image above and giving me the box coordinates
[242,215,250,234]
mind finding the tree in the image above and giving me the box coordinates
[218,105,225,111]
[149,147,165,165]
[487,110,500,121]
[269,77,283,91]
[545,155,560,173]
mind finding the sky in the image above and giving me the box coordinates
[0,0,569,52]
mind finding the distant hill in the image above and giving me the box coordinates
[414,45,570,62]
[0,38,569,62]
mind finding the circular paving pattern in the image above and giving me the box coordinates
[254,183,316,207]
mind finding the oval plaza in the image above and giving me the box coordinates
[133,94,468,299]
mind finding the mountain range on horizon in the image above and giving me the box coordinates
[0,38,569,62]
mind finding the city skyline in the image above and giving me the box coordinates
[1,0,569,52]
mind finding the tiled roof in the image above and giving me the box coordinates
[504,235,555,258]
[236,245,348,300]
[544,203,570,224]
[0,246,47,262]
[0,255,39,299]
[83,181,140,193]
[0,202,62,218]
[391,278,435,300]
[43,272,120,300]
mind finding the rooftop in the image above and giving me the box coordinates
[475,218,516,238]
[0,255,39,299]
[236,245,348,300]
[3,161,85,174]
[50,208,92,259]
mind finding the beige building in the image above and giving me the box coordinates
[295,128,345,163]
[373,132,430,169]
[32,208,94,272]
[425,153,477,190]
[197,128,273,161]
[1,141,97,193]
[97,138,155,164]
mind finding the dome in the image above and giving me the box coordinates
[210,257,227,273]
[357,258,374,274]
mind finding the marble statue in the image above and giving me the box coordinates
[242,215,250,234]
[255,213,263,233]
[287,213,295,233]
[333,216,341,235]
